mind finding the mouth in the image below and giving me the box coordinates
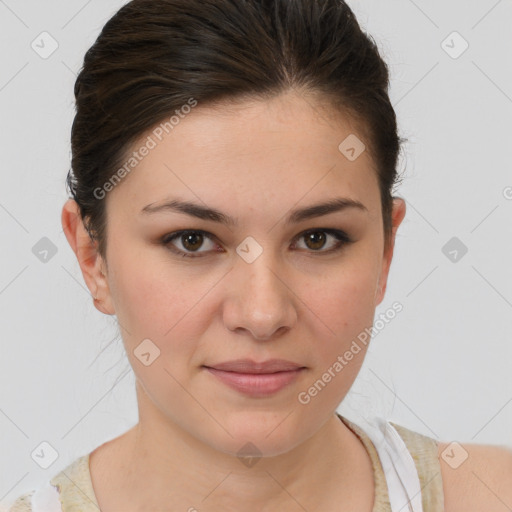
[204,358,305,373]
[202,360,306,397]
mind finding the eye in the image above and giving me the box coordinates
[162,230,219,258]
[291,229,352,254]
[161,228,353,258]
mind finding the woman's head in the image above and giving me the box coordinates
[62,0,406,457]
[67,0,405,262]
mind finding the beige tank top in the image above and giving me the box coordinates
[340,415,444,512]
[7,415,445,511]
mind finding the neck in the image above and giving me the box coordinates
[91,388,375,512]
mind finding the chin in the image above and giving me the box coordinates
[212,433,303,460]
[199,409,314,458]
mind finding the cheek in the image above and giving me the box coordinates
[107,251,211,346]
[310,262,379,329]
[303,263,379,363]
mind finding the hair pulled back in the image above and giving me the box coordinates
[67,0,406,261]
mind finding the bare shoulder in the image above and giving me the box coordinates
[438,440,512,512]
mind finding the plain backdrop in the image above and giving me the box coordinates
[1,0,511,505]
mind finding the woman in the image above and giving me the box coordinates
[8,0,511,511]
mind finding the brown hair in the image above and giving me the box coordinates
[66,0,406,262]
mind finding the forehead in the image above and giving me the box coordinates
[106,91,380,222]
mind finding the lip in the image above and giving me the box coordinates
[203,359,306,397]
[205,358,304,373]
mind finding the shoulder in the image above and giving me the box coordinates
[438,440,512,512]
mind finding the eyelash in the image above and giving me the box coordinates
[161,229,353,259]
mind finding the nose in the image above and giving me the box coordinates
[223,254,298,341]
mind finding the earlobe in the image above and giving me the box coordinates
[374,281,383,303]
[61,199,115,315]
[374,277,386,306]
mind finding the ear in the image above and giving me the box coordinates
[61,199,115,315]
[374,197,406,306]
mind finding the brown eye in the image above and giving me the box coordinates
[303,231,328,250]
[293,229,352,254]
[161,228,352,259]
[162,230,217,258]
[181,232,204,251]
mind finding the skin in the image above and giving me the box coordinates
[62,89,407,511]
[438,442,512,512]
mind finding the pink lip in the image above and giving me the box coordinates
[203,359,306,397]
[204,367,305,397]
[205,358,304,373]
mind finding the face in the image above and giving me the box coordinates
[64,90,405,457]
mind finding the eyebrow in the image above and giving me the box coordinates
[140,197,368,226]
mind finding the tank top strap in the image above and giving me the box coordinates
[339,414,445,512]
[339,415,392,512]
[389,422,445,512]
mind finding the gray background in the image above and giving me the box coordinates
[1,0,511,505]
